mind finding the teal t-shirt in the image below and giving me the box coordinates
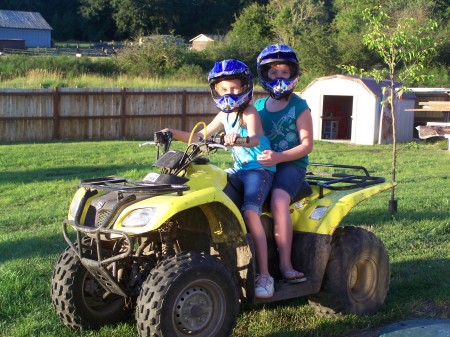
[223,115,276,172]
[255,94,309,168]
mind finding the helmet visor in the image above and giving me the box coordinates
[214,93,250,113]
[266,78,298,96]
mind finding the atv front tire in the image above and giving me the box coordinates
[50,241,131,329]
[308,226,390,316]
[136,251,239,337]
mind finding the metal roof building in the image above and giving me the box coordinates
[0,10,52,48]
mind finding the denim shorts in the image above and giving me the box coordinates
[227,168,274,215]
[272,163,306,201]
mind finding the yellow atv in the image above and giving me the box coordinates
[51,130,393,337]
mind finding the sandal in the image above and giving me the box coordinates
[283,270,307,284]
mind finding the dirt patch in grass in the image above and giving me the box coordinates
[412,301,449,319]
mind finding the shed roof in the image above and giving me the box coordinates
[189,34,214,42]
[0,10,52,30]
[301,74,415,99]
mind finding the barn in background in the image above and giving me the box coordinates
[300,75,416,145]
[0,10,52,48]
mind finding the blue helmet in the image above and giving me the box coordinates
[257,44,300,99]
[208,59,253,113]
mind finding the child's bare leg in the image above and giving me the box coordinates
[243,210,270,276]
[271,189,305,282]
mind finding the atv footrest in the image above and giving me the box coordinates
[254,278,321,304]
[81,258,128,297]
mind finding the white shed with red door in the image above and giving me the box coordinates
[299,75,416,145]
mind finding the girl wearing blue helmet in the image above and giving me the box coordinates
[161,59,276,298]
[255,44,314,284]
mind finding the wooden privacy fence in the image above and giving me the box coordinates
[0,88,267,142]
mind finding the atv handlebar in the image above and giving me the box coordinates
[149,131,250,175]
[210,134,250,145]
[151,131,249,148]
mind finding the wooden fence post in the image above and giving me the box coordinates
[53,87,60,140]
[181,90,187,131]
[120,87,127,138]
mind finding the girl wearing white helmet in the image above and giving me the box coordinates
[255,44,314,284]
[161,59,276,298]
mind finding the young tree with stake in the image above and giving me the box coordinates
[341,6,438,213]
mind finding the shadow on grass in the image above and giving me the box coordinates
[0,231,70,264]
[388,258,450,304]
[345,207,450,226]
[0,164,151,184]
[240,257,449,337]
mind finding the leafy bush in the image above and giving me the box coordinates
[173,64,207,82]
[113,36,187,77]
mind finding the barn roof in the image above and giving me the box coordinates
[0,10,52,30]
[301,74,415,99]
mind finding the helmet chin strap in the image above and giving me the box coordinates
[270,93,290,101]
[226,106,244,128]
[231,107,244,127]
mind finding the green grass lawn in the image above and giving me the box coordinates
[0,139,448,337]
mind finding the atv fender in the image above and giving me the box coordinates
[290,182,394,235]
[113,187,246,236]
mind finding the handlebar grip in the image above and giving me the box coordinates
[211,134,249,145]
[233,136,250,144]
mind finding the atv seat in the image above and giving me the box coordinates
[225,174,312,213]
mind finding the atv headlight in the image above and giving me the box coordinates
[122,208,156,227]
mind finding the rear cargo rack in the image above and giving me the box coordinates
[80,176,189,195]
[306,163,385,198]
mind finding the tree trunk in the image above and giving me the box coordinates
[389,73,397,213]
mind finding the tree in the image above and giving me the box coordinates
[179,0,252,37]
[341,5,438,213]
[332,0,379,67]
[79,0,269,40]
[267,0,328,45]
[79,0,117,40]
[224,3,274,68]
[267,0,336,76]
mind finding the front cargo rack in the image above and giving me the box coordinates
[306,163,385,198]
[80,176,190,195]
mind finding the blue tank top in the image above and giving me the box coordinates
[223,114,276,172]
[255,94,309,168]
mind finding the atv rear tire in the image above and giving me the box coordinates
[136,251,239,337]
[308,226,390,316]
[50,241,131,329]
